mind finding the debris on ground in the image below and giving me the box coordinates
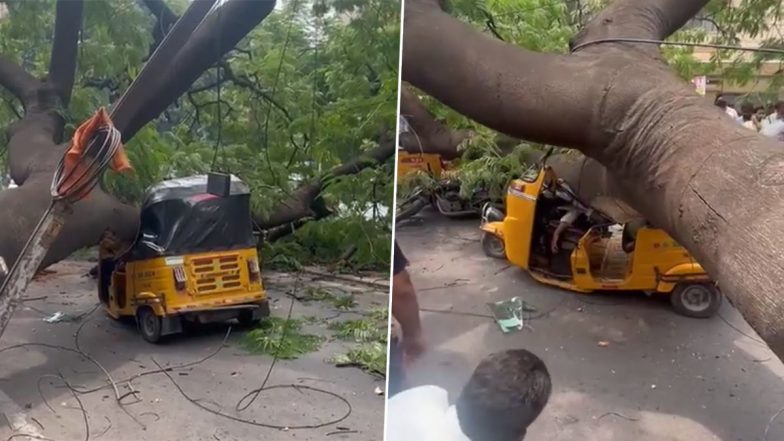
[488,297,524,333]
[598,341,610,347]
[42,312,66,323]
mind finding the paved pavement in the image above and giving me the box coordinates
[0,261,387,441]
[396,211,784,441]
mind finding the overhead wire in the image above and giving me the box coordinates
[262,0,301,185]
[571,37,784,55]
[210,1,224,171]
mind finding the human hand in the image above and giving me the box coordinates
[551,242,559,254]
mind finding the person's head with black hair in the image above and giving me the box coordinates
[456,349,551,441]
[715,94,728,109]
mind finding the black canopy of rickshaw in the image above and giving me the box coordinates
[127,174,256,260]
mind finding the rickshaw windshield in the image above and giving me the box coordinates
[127,175,256,260]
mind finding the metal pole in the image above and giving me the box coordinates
[0,0,216,340]
[0,201,71,339]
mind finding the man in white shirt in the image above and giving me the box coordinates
[761,102,784,140]
[762,102,784,128]
[386,349,551,441]
[715,95,739,120]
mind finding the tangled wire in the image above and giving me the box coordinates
[51,120,123,203]
[1,272,355,440]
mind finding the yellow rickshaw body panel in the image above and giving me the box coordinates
[494,168,712,294]
[501,168,552,270]
[480,220,504,239]
[108,247,266,318]
[397,151,443,179]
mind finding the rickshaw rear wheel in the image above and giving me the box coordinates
[137,307,163,343]
[670,283,722,319]
[481,232,506,259]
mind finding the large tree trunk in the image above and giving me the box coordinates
[0,0,275,283]
[403,0,784,358]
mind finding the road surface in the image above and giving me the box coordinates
[396,211,784,441]
[0,261,387,441]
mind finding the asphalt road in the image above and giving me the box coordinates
[0,261,387,441]
[395,211,784,441]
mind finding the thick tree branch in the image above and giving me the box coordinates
[48,0,84,106]
[399,84,470,160]
[403,0,596,150]
[117,0,276,142]
[141,0,178,50]
[572,0,709,52]
[0,55,40,107]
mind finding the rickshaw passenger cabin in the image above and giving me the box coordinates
[100,174,269,343]
[479,166,722,318]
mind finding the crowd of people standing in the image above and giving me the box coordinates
[715,94,784,141]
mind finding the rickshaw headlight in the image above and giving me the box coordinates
[173,266,187,291]
[248,258,260,283]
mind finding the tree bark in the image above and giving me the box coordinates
[141,0,178,50]
[117,0,276,142]
[399,84,470,159]
[48,0,84,106]
[404,0,784,358]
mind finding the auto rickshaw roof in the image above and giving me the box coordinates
[128,174,256,260]
[142,174,250,209]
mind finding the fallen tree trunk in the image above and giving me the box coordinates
[399,84,470,159]
[403,0,784,358]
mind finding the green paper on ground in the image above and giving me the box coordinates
[488,296,524,333]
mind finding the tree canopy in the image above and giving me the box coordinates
[0,0,399,270]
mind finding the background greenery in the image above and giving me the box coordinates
[0,0,398,271]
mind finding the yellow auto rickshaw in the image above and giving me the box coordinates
[98,174,269,343]
[480,166,722,318]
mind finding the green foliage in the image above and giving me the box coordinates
[455,144,540,200]
[328,306,387,375]
[264,214,391,271]
[328,309,388,343]
[298,286,359,310]
[330,342,387,376]
[332,294,357,310]
[0,0,399,270]
[242,317,323,359]
[301,286,337,302]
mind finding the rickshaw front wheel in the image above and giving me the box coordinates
[481,232,506,259]
[670,283,722,319]
[137,307,163,343]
